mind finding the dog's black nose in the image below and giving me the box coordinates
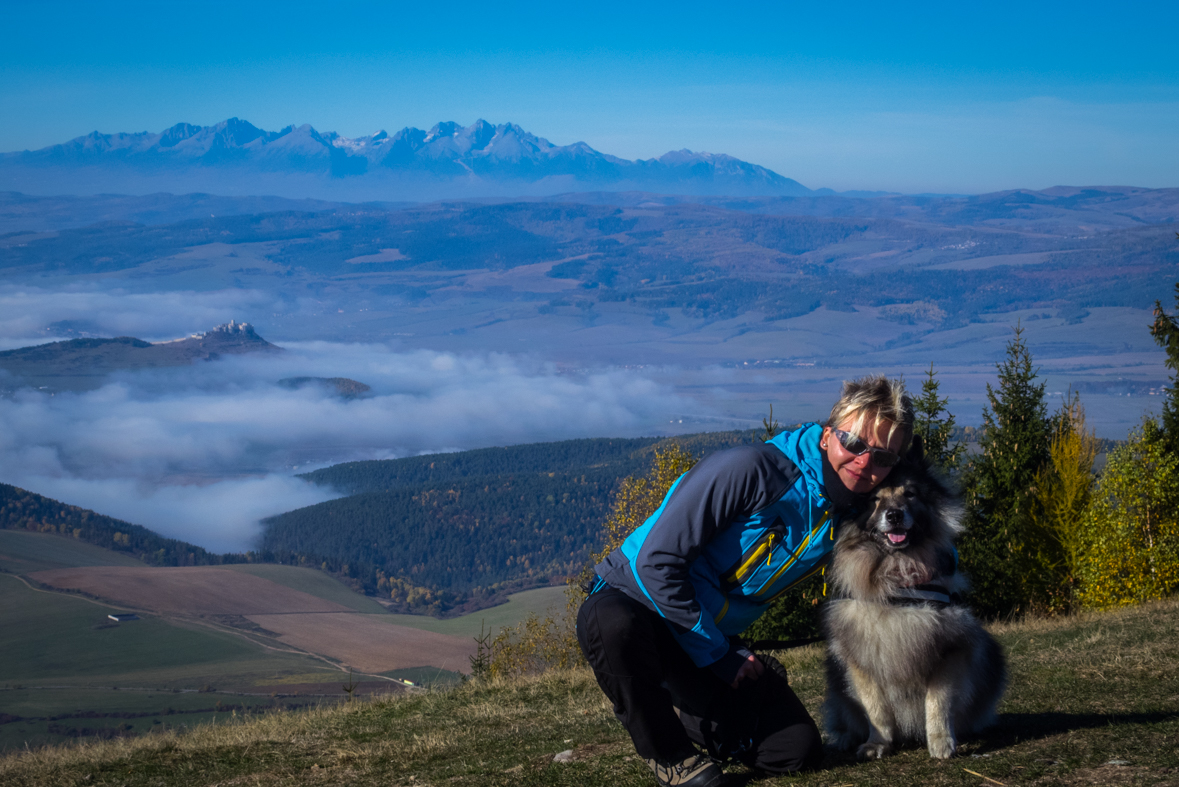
[885,509,905,527]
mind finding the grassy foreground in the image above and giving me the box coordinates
[2,599,1177,787]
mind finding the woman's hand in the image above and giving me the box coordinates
[731,652,765,688]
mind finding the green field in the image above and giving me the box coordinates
[0,532,565,752]
[0,573,277,682]
[0,687,326,753]
[0,573,354,751]
[218,563,389,614]
[382,585,568,638]
[0,530,146,574]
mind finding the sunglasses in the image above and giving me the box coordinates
[830,428,901,467]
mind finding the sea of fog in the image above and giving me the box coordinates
[0,284,1167,554]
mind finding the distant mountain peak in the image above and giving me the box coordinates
[0,118,816,201]
[182,319,260,341]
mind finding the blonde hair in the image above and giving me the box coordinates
[825,375,914,452]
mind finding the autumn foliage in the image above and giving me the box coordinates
[481,443,698,679]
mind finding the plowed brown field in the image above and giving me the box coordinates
[28,566,352,615]
[246,613,475,674]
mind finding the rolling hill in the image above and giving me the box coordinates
[0,482,233,568]
[4,195,1174,340]
[0,320,280,390]
[1,428,766,618]
[0,527,511,751]
[2,191,1170,437]
[0,529,388,752]
[262,430,767,614]
[0,190,410,234]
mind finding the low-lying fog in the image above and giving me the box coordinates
[1,284,1168,554]
[0,287,697,553]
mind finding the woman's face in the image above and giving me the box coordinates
[822,415,906,494]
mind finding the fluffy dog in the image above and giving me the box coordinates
[822,441,1006,760]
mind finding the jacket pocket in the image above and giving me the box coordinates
[720,516,788,592]
[752,510,832,600]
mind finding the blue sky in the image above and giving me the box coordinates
[3,0,1177,193]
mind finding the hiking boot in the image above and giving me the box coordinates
[644,754,725,787]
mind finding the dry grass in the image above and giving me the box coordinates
[2,600,1177,786]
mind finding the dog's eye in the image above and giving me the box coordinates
[903,489,916,499]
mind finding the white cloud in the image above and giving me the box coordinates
[16,474,338,555]
[0,337,691,553]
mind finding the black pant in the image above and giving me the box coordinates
[577,586,823,773]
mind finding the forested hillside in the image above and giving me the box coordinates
[300,436,667,494]
[1,430,776,617]
[264,430,770,614]
[0,483,233,568]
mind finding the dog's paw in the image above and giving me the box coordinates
[927,733,957,759]
[827,729,859,752]
[856,742,892,760]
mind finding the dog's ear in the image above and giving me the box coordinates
[908,435,925,464]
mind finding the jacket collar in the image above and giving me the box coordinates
[769,423,829,508]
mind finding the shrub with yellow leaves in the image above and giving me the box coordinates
[1024,394,1099,613]
[1076,420,1179,610]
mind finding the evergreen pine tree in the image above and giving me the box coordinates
[1150,282,1179,455]
[959,325,1051,618]
[913,363,965,472]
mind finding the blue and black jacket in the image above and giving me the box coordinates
[594,423,839,673]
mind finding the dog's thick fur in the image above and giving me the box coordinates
[822,441,1006,760]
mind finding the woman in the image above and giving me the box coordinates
[577,375,912,787]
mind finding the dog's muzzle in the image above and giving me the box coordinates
[880,508,910,548]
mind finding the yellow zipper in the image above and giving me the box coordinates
[755,511,832,596]
[763,561,829,603]
[754,530,813,596]
[724,511,830,588]
[724,537,775,584]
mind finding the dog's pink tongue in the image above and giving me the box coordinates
[887,533,907,544]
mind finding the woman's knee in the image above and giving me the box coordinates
[577,589,653,671]
[749,719,823,774]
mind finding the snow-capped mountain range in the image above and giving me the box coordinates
[0,118,814,201]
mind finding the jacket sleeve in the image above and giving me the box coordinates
[629,444,798,667]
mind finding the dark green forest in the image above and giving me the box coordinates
[1,431,776,616]
[264,430,770,614]
[300,435,669,494]
[0,483,233,568]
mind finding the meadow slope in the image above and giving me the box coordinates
[2,598,1176,786]
[0,532,469,752]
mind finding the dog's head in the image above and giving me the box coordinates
[856,437,953,552]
